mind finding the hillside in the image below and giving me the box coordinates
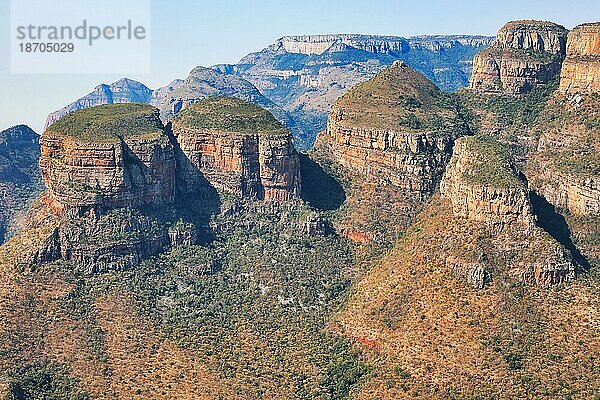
[2,18,600,400]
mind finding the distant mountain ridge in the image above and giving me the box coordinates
[0,125,42,243]
[214,33,493,147]
[44,33,493,149]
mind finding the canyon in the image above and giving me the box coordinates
[1,18,600,400]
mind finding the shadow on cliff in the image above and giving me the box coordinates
[142,124,221,245]
[529,191,591,273]
[299,154,346,211]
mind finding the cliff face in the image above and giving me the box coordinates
[559,22,600,93]
[40,104,175,217]
[528,93,600,217]
[322,61,466,196]
[470,20,568,94]
[440,135,576,286]
[440,136,535,231]
[171,97,301,202]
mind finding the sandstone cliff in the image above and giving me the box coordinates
[171,97,301,202]
[528,90,600,217]
[311,61,470,244]
[440,135,535,231]
[559,22,600,93]
[470,20,568,94]
[322,61,467,195]
[40,104,175,218]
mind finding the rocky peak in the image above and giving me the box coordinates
[44,78,153,129]
[40,104,176,218]
[440,135,575,286]
[171,97,301,201]
[559,22,600,93]
[470,20,568,94]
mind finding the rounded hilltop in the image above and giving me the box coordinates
[333,61,464,133]
[45,103,165,142]
[171,96,289,136]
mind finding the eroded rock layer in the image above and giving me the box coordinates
[440,136,535,231]
[322,61,467,197]
[40,104,175,217]
[171,97,300,201]
[470,20,568,94]
[559,22,600,93]
[440,135,574,286]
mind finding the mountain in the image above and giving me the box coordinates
[470,20,568,94]
[312,60,470,245]
[0,125,43,243]
[44,68,309,151]
[213,34,493,147]
[44,79,153,129]
[2,19,600,400]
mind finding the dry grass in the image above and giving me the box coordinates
[335,196,600,399]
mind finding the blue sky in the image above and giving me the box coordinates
[1,0,599,132]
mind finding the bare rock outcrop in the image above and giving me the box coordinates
[470,20,568,94]
[40,104,176,218]
[171,97,301,201]
[559,22,600,93]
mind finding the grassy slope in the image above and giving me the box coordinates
[335,196,600,399]
[0,200,372,400]
[335,63,466,134]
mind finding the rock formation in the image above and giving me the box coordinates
[321,61,467,197]
[559,22,600,93]
[440,135,575,286]
[40,104,176,218]
[528,93,600,216]
[171,97,301,202]
[470,20,568,94]
[440,135,535,231]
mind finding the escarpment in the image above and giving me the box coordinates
[559,22,600,93]
[171,97,301,201]
[528,92,600,216]
[322,61,467,196]
[470,20,568,94]
[40,104,176,218]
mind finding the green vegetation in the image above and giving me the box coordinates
[534,95,600,178]
[171,97,289,136]
[456,79,558,157]
[46,103,165,142]
[5,363,89,400]
[462,135,523,188]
